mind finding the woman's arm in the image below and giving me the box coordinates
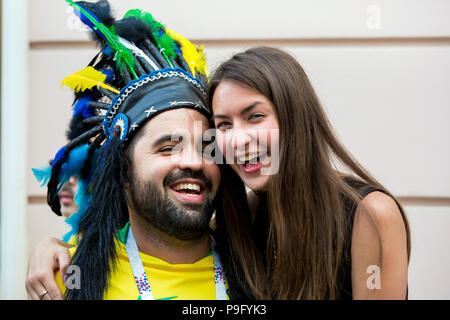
[26,237,73,300]
[351,191,409,299]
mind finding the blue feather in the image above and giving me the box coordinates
[62,178,91,243]
[73,96,95,118]
[72,4,107,41]
[60,146,101,243]
[59,144,90,183]
[53,146,68,166]
[31,166,52,187]
[49,144,88,201]
[102,46,113,57]
[175,44,182,55]
[100,68,114,82]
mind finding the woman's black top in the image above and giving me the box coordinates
[338,178,409,299]
[225,178,408,300]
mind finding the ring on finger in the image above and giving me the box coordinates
[39,289,48,300]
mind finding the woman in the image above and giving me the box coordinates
[26,47,410,300]
[211,47,410,299]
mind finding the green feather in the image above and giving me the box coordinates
[123,9,178,65]
[108,24,138,78]
[66,0,137,79]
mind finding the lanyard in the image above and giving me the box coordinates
[125,226,228,300]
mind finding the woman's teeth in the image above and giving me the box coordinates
[239,153,267,165]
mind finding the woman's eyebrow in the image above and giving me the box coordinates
[212,101,264,121]
[211,114,230,121]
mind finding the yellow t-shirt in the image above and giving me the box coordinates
[56,223,230,300]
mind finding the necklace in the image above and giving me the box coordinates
[125,226,227,300]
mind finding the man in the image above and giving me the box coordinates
[58,177,79,218]
[27,0,235,300]
[56,108,224,300]
[28,108,230,299]
[33,166,79,219]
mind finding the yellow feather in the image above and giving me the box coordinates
[62,66,120,95]
[166,29,209,78]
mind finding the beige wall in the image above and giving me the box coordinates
[25,0,450,299]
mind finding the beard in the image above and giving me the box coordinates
[128,167,217,241]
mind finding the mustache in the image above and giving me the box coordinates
[59,184,74,196]
[163,169,213,191]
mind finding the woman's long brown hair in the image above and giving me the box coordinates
[208,47,411,299]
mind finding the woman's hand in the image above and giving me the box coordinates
[26,237,73,300]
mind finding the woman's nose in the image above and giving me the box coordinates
[228,128,252,152]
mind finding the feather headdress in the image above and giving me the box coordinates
[35,0,210,225]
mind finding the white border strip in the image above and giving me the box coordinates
[1,0,29,299]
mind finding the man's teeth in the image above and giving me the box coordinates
[172,183,201,193]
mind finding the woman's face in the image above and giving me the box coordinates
[212,80,280,191]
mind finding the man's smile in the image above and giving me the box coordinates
[168,179,206,204]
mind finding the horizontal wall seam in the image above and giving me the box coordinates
[29,37,450,50]
[28,195,450,207]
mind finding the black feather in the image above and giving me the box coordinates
[66,126,128,299]
[47,152,70,216]
[67,126,103,151]
[66,89,104,141]
[76,0,116,46]
[76,0,115,26]
[80,133,105,180]
[114,16,153,46]
[67,113,100,141]
[89,101,110,110]
[143,39,169,68]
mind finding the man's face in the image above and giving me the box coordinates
[58,176,79,218]
[126,108,221,241]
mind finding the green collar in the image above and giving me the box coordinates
[116,222,130,244]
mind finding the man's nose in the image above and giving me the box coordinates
[177,144,204,172]
[68,176,77,186]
